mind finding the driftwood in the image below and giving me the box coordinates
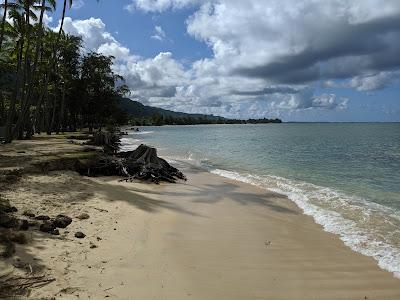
[0,275,55,297]
[84,144,186,184]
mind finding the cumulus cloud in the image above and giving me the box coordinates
[59,1,400,118]
[348,71,399,92]
[151,25,167,41]
[59,17,136,62]
[186,0,400,85]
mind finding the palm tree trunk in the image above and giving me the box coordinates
[13,0,47,138]
[5,38,24,143]
[57,82,66,133]
[0,0,8,52]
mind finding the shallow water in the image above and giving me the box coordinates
[122,123,400,276]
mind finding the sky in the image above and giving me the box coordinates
[34,1,400,121]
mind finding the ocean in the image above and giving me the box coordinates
[121,123,400,277]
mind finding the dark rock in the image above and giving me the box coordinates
[75,232,86,239]
[20,219,29,230]
[53,215,72,228]
[51,229,60,235]
[35,215,50,221]
[23,210,36,218]
[76,213,90,220]
[0,213,19,228]
[40,221,56,233]
[89,243,97,249]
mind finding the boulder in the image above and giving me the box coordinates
[53,215,72,228]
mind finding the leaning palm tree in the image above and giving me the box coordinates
[58,0,71,38]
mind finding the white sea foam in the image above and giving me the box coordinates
[131,131,154,135]
[209,168,400,278]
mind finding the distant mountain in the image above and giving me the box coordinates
[117,97,224,121]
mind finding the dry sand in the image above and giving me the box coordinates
[1,137,400,299]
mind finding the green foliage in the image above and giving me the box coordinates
[0,0,128,142]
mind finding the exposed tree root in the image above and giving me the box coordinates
[83,144,186,184]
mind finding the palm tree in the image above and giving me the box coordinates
[58,0,71,38]
[13,0,56,138]
[0,0,9,51]
[4,6,25,142]
[9,0,38,139]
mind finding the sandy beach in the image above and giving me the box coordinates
[1,137,400,299]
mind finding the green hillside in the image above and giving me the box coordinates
[117,97,224,121]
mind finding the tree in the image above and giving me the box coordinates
[0,0,128,143]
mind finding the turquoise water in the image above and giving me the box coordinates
[122,123,400,276]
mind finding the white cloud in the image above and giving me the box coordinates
[125,0,199,13]
[59,17,136,62]
[58,0,400,119]
[349,72,399,92]
[151,25,166,41]
[72,0,85,10]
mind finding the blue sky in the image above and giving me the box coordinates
[48,0,400,122]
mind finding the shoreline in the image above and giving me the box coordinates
[1,136,400,298]
[124,127,400,279]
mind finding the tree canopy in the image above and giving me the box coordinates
[0,0,128,143]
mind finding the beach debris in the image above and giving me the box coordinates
[82,144,186,184]
[35,215,50,221]
[51,229,60,236]
[0,275,55,298]
[75,232,86,239]
[76,213,90,220]
[53,215,72,228]
[89,242,97,249]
